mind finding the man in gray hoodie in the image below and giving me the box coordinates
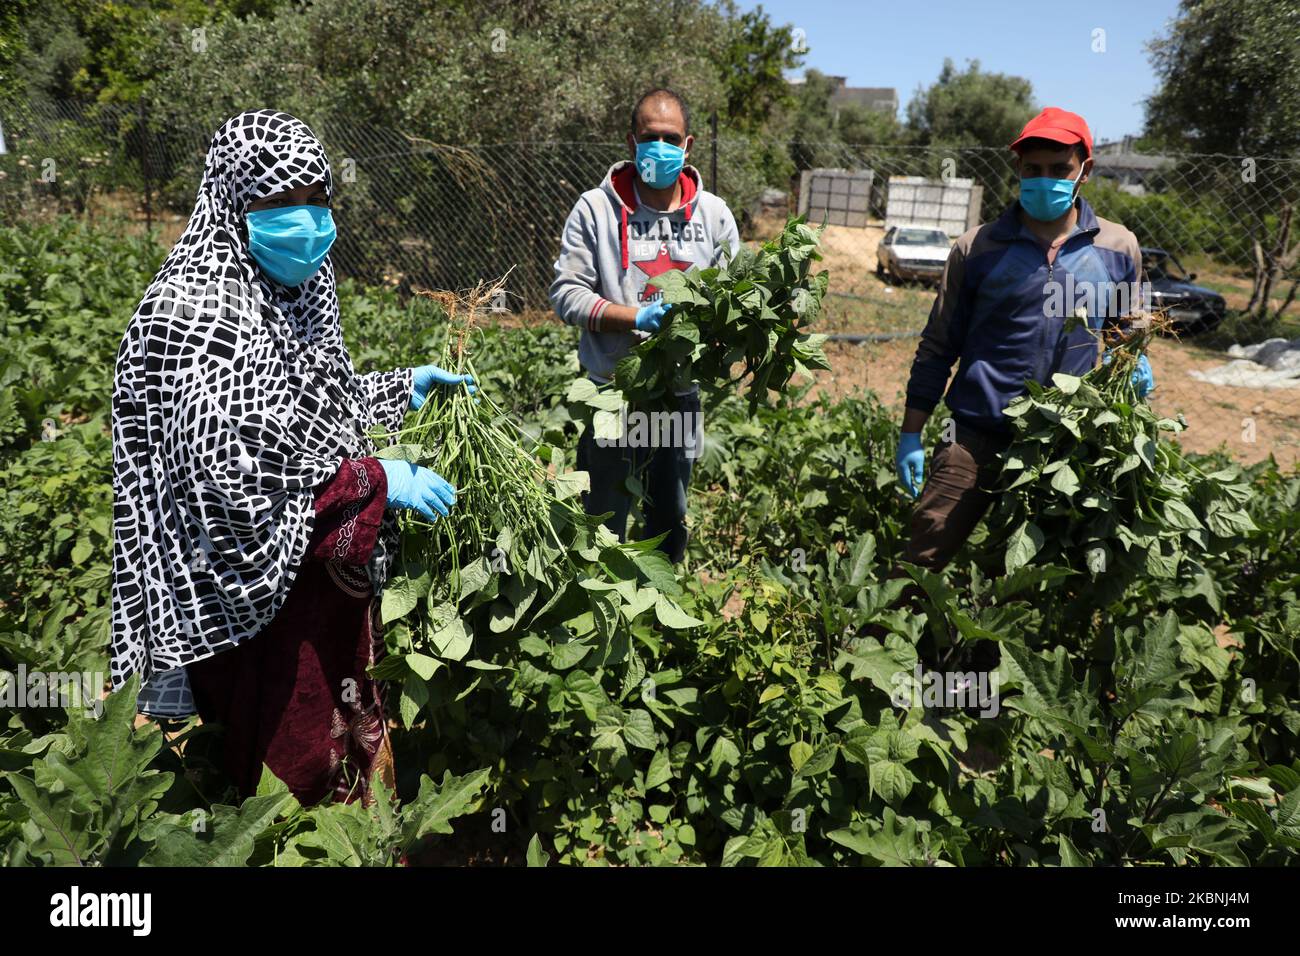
[550,88,739,562]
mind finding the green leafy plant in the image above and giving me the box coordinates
[980,327,1255,626]
[2,217,1297,869]
[613,216,831,410]
[369,283,708,735]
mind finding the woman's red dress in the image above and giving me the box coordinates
[187,457,396,805]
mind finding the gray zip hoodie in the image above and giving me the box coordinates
[550,160,740,385]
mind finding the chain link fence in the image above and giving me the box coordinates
[0,99,631,306]
[3,99,1300,461]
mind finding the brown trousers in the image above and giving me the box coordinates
[886,423,1011,670]
[901,423,1012,571]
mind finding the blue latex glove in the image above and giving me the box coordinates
[634,301,673,333]
[410,364,475,411]
[897,432,925,499]
[1131,353,1155,398]
[1101,350,1156,398]
[378,459,456,522]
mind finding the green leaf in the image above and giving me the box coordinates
[826,809,926,866]
[1114,453,1142,477]
[406,652,441,681]
[646,749,674,789]
[1050,373,1082,395]
[526,833,550,867]
[564,670,608,721]
[399,675,428,728]
[1134,433,1157,471]
[1056,834,1090,866]
[382,571,430,624]
[1005,520,1045,574]
[144,791,298,866]
[1049,464,1080,498]
[795,738,839,778]
[710,735,741,774]
[5,772,97,866]
[622,709,658,751]
[565,377,599,404]
[429,615,472,661]
[846,532,877,587]
[374,444,427,462]
[1161,498,1202,530]
[401,769,491,845]
[457,558,491,600]
[553,470,590,501]
[71,536,93,565]
[549,638,592,671]
[631,549,681,596]
[789,740,814,772]
[654,595,704,629]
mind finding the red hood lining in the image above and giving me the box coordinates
[610,164,699,270]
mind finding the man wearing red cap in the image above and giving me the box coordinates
[894,107,1152,595]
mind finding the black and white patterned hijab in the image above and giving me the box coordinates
[110,110,412,717]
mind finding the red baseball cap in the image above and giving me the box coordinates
[1009,107,1093,159]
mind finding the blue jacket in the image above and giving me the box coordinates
[905,197,1144,434]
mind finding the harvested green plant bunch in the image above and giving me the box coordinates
[981,311,1256,611]
[369,280,703,722]
[613,216,831,410]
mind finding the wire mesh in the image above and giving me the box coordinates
[3,99,1298,461]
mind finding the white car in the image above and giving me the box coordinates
[876,225,952,284]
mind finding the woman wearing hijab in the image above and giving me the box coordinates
[110,110,467,806]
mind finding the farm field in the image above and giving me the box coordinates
[1,217,1297,867]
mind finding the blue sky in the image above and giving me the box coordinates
[737,0,1182,142]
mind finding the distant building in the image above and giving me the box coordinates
[791,73,898,117]
[828,78,898,116]
[1092,136,1173,196]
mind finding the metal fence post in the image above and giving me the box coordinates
[709,111,718,194]
[138,99,153,232]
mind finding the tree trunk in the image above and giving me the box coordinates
[1247,239,1267,314]
[1253,203,1295,319]
[1276,276,1299,318]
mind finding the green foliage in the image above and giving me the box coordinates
[905,57,1036,150]
[0,421,112,683]
[375,374,709,701]
[140,0,740,144]
[718,6,803,135]
[1084,177,1256,268]
[1,675,490,866]
[4,675,171,865]
[0,220,162,699]
[779,68,905,174]
[1,217,1297,868]
[612,216,830,410]
[0,218,164,448]
[337,281,580,425]
[691,387,912,567]
[981,354,1256,627]
[1145,0,1300,158]
[5,1,291,104]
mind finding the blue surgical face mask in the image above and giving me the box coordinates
[246,204,336,286]
[1018,164,1086,222]
[635,140,686,190]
